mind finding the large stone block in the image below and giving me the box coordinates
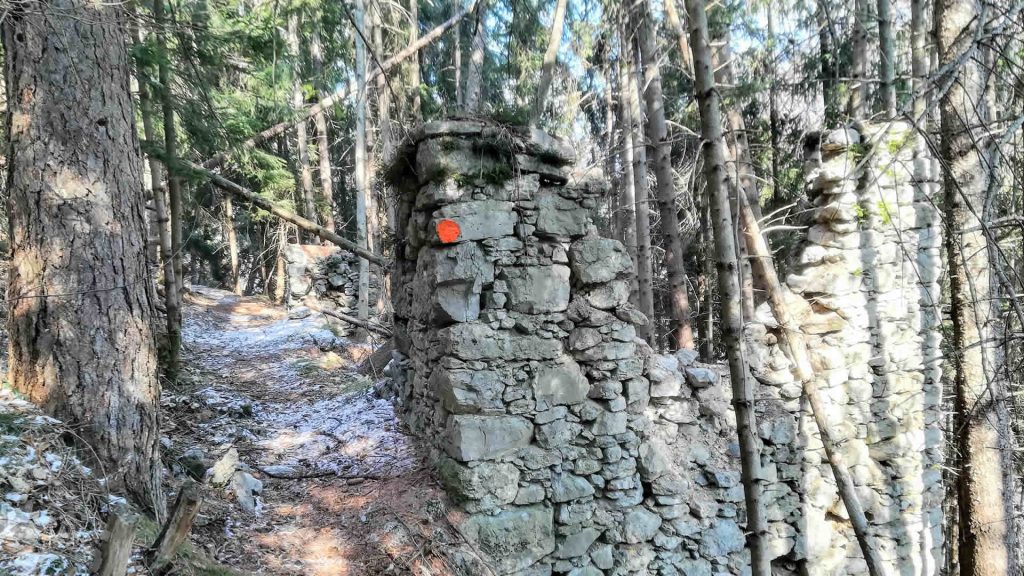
[457,506,555,574]
[533,355,589,406]
[439,323,563,361]
[438,456,520,509]
[569,238,633,284]
[433,368,506,414]
[504,265,571,313]
[536,190,589,238]
[421,242,495,285]
[431,200,518,243]
[444,414,533,461]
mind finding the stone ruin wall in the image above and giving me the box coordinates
[747,122,944,574]
[283,244,381,331]
[386,119,943,575]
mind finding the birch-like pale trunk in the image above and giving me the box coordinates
[849,0,870,118]
[287,11,317,238]
[310,15,336,233]
[355,0,371,326]
[876,0,896,116]
[615,50,640,307]
[463,0,486,112]
[684,0,768,572]
[531,0,569,124]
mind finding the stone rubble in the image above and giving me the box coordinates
[282,244,381,331]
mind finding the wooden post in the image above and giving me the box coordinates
[97,511,137,576]
[149,480,203,575]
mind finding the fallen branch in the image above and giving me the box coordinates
[257,465,385,481]
[164,154,388,267]
[148,480,203,575]
[307,303,393,337]
[97,511,136,576]
[738,191,888,576]
[359,339,396,376]
[200,1,476,171]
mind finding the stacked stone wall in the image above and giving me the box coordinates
[747,122,944,574]
[282,244,381,332]
[387,119,944,575]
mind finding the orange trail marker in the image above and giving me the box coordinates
[437,219,461,244]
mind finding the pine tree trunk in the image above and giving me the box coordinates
[155,0,182,379]
[453,2,463,109]
[663,0,693,77]
[876,0,896,116]
[633,0,694,351]
[463,0,486,112]
[355,0,371,327]
[309,16,336,234]
[532,0,569,124]
[2,0,165,517]
[624,33,656,343]
[937,0,1013,572]
[409,0,422,120]
[849,0,870,119]
[685,0,768,572]
[222,196,241,294]
[287,11,316,239]
[817,0,839,123]
[272,223,287,304]
[615,51,640,307]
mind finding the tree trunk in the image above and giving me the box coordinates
[876,0,896,116]
[2,0,165,516]
[409,0,422,119]
[615,51,640,307]
[766,5,782,189]
[684,0,768,572]
[463,0,486,112]
[624,32,656,343]
[849,0,870,119]
[309,14,336,234]
[355,0,371,328]
[532,0,569,124]
[817,0,839,123]
[287,11,316,239]
[453,2,463,109]
[271,223,287,304]
[633,0,694,351]
[937,0,1013,573]
[156,0,183,378]
[222,195,241,294]
[663,0,693,77]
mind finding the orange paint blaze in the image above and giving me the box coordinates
[436,219,461,243]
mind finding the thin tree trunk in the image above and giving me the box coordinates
[663,0,693,77]
[616,50,640,307]
[371,4,391,245]
[849,0,870,119]
[633,0,694,351]
[624,31,656,343]
[156,0,183,378]
[310,14,336,234]
[409,0,422,119]
[2,0,165,516]
[272,223,287,304]
[817,0,839,123]
[937,0,1012,573]
[699,193,714,361]
[453,2,463,109]
[766,5,781,189]
[463,0,486,112]
[200,4,474,171]
[135,22,181,374]
[532,0,569,124]
[222,195,241,294]
[876,0,896,116]
[355,0,371,328]
[686,1,768,571]
[287,11,316,239]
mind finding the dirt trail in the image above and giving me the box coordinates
[164,286,470,576]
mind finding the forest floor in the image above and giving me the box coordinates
[163,285,480,576]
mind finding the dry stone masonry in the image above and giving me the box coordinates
[386,119,944,575]
[747,122,944,574]
[283,244,381,331]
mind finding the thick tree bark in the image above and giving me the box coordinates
[3,0,164,516]
[463,0,486,112]
[685,0,768,572]
[355,0,371,327]
[876,0,896,116]
[532,0,569,124]
[309,15,336,234]
[624,32,656,343]
[155,0,183,378]
[937,0,1013,573]
[633,0,694,351]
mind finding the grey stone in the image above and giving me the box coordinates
[433,281,481,324]
[685,367,718,388]
[677,558,713,576]
[591,407,627,435]
[591,544,614,570]
[533,355,589,406]
[536,191,590,238]
[434,368,505,414]
[438,457,519,509]
[697,520,745,558]
[555,528,602,559]
[424,242,495,285]
[439,324,562,361]
[209,448,239,486]
[444,415,533,461]
[457,506,555,573]
[432,200,518,243]
[515,483,546,505]
[674,348,700,366]
[230,471,262,514]
[504,265,572,313]
[584,280,631,309]
[623,508,662,543]
[638,441,670,480]
[569,327,602,351]
[551,473,595,502]
[575,341,635,362]
[536,419,582,448]
[568,238,633,284]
